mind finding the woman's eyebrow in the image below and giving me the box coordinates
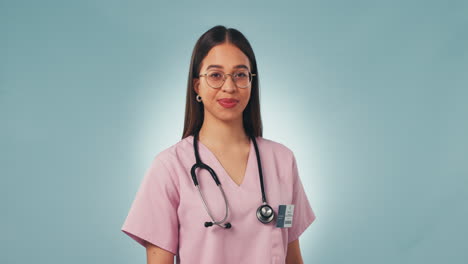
[206,64,249,71]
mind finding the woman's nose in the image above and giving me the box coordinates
[221,75,236,92]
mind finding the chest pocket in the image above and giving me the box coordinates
[271,226,286,262]
[268,171,292,264]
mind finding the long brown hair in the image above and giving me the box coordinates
[181,25,263,139]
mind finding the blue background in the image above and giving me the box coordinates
[2,0,467,263]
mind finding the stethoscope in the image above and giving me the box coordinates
[190,130,275,229]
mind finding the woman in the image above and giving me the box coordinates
[121,25,316,264]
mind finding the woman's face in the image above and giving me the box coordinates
[194,43,252,123]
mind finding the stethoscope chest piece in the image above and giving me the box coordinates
[256,204,275,223]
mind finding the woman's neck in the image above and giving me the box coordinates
[198,115,249,148]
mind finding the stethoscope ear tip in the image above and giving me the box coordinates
[204,222,232,229]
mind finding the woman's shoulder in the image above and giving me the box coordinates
[150,135,195,165]
[257,136,295,158]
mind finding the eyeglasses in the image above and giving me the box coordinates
[199,69,256,89]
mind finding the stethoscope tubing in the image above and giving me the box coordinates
[190,130,274,228]
[196,185,230,227]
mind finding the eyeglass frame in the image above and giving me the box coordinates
[198,70,257,89]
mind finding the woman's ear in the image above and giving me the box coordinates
[193,78,200,94]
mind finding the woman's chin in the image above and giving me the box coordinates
[216,113,243,122]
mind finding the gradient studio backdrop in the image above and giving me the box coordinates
[2,0,467,263]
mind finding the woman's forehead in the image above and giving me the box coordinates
[201,44,251,71]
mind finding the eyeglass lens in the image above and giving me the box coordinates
[206,70,252,88]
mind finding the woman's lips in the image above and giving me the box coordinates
[218,98,238,108]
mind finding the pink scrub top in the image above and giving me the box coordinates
[121,135,316,264]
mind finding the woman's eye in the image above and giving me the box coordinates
[236,73,247,78]
[210,73,222,78]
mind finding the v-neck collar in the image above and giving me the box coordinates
[190,135,255,189]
